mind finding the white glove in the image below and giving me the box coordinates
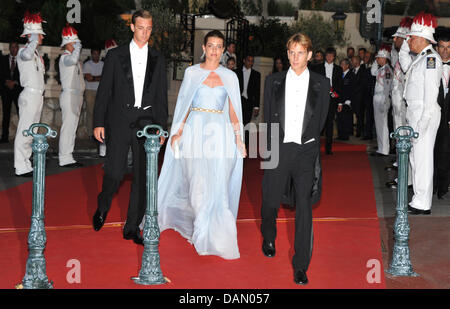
[73,41,82,51]
[29,33,39,42]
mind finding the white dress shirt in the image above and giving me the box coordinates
[130,39,148,108]
[242,66,251,99]
[284,67,309,145]
[325,62,334,87]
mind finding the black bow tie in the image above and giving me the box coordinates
[444,61,450,66]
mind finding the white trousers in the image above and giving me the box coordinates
[373,94,391,155]
[408,110,441,210]
[14,89,44,175]
[59,90,83,166]
[391,90,406,130]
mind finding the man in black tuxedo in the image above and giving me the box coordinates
[435,33,450,199]
[92,9,168,245]
[362,51,376,140]
[261,33,330,285]
[350,56,365,137]
[0,42,22,143]
[311,47,343,154]
[336,58,353,140]
[236,55,261,126]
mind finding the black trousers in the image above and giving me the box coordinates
[364,97,375,138]
[353,100,365,137]
[97,109,152,235]
[325,99,337,152]
[261,141,318,272]
[336,104,353,139]
[1,90,20,140]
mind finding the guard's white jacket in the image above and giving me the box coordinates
[390,47,407,129]
[401,42,442,133]
[58,45,85,166]
[17,40,45,91]
[59,47,85,92]
[371,61,393,155]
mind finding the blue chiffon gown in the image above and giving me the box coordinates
[158,83,240,260]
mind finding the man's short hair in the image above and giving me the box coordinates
[340,58,350,66]
[325,47,336,57]
[286,33,312,52]
[347,47,355,52]
[438,28,450,43]
[358,47,367,53]
[132,9,152,25]
[227,57,236,63]
[91,47,101,54]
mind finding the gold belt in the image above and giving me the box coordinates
[190,107,223,114]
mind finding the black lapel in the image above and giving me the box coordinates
[276,71,287,133]
[143,47,158,90]
[301,72,319,137]
[118,46,134,100]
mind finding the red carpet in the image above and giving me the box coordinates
[0,141,386,289]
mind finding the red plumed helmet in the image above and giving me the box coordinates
[409,11,438,43]
[61,23,80,47]
[399,17,413,29]
[105,39,118,53]
[21,11,46,37]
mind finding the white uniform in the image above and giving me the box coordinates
[401,42,442,211]
[390,47,407,130]
[14,39,45,175]
[371,61,393,155]
[58,44,85,166]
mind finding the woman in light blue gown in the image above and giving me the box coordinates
[157,31,246,260]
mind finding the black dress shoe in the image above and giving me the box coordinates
[16,172,33,178]
[262,240,275,257]
[407,205,431,215]
[60,162,83,168]
[0,138,8,144]
[124,231,144,246]
[362,136,372,140]
[325,150,333,155]
[294,270,308,285]
[93,209,108,231]
[386,180,397,189]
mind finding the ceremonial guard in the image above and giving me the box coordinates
[14,12,46,177]
[391,17,413,132]
[371,45,393,156]
[58,24,85,167]
[399,12,442,214]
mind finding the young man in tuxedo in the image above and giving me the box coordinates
[236,55,261,149]
[311,47,343,154]
[350,56,365,137]
[435,31,450,199]
[0,41,22,143]
[336,58,354,140]
[92,9,168,245]
[261,33,330,285]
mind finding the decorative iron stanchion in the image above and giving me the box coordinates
[386,126,419,277]
[132,125,168,285]
[20,123,57,289]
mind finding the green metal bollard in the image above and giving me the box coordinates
[132,124,169,285]
[386,126,419,277]
[20,123,57,289]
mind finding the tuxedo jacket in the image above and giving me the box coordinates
[311,62,343,103]
[236,68,261,116]
[436,82,450,157]
[93,44,168,132]
[351,67,364,110]
[0,54,22,97]
[341,70,354,107]
[263,70,330,205]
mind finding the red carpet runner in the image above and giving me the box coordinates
[0,142,385,288]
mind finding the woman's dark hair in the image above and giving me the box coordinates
[272,56,286,73]
[203,30,225,46]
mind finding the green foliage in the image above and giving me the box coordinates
[292,13,349,51]
[140,0,188,63]
[240,0,263,16]
[248,18,291,58]
[248,13,349,58]
[268,0,297,16]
